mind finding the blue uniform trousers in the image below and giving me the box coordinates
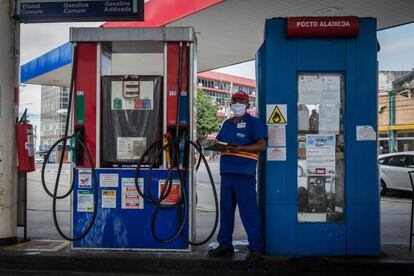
[217,173,263,252]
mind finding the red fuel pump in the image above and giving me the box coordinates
[16,109,35,172]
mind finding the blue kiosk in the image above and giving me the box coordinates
[257,17,379,256]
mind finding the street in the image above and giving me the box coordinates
[22,161,414,246]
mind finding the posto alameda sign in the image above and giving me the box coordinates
[286,16,359,38]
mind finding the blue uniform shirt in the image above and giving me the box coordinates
[216,113,267,176]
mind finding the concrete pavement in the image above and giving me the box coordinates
[3,160,414,275]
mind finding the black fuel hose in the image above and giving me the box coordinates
[40,43,99,241]
[139,42,219,246]
[137,137,218,245]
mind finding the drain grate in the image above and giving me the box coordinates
[3,239,69,252]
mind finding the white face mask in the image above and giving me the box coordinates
[231,103,247,117]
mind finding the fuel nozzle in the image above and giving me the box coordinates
[178,134,186,170]
[71,128,84,164]
[163,132,173,166]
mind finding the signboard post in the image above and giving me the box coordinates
[15,0,144,23]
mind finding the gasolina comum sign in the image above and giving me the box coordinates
[15,0,144,23]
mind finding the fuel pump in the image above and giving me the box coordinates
[40,27,218,251]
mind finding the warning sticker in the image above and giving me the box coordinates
[266,104,287,125]
[100,173,119,188]
[78,169,92,188]
[77,190,94,212]
[121,178,144,209]
[102,190,117,209]
[159,180,180,205]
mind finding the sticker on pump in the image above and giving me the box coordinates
[121,178,144,209]
[158,180,180,205]
[100,173,119,188]
[77,190,94,212]
[102,190,117,209]
[78,169,92,188]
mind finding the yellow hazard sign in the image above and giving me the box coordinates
[266,104,287,125]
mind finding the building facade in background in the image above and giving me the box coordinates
[378,70,414,153]
[196,71,256,120]
[40,86,69,161]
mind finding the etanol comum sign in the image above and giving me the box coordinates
[15,0,144,23]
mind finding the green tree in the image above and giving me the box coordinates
[196,89,220,142]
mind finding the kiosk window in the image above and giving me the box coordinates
[297,73,344,223]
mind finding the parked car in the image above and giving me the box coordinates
[35,157,44,164]
[378,151,414,195]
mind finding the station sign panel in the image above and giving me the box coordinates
[15,0,144,23]
[286,16,359,38]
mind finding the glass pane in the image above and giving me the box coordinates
[297,73,344,223]
[386,155,406,167]
[378,158,387,164]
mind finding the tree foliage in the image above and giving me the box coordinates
[196,89,220,142]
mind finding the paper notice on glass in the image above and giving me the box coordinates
[78,169,92,188]
[298,75,322,104]
[102,190,117,209]
[267,147,286,161]
[122,178,144,209]
[139,81,154,110]
[306,134,336,175]
[356,125,376,141]
[111,81,128,110]
[321,75,340,105]
[117,137,146,160]
[268,125,286,147]
[100,173,119,188]
[319,105,340,133]
[111,81,154,110]
[77,190,94,212]
[298,213,327,222]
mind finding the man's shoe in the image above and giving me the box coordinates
[208,245,234,257]
[246,251,262,262]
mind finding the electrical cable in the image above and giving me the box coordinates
[40,43,99,241]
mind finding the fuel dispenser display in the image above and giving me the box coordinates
[40,27,218,251]
[101,75,163,165]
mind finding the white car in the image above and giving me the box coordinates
[378,151,414,195]
[35,157,44,164]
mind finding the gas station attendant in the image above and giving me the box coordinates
[208,91,267,261]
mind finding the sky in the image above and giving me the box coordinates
[18,21,414,147]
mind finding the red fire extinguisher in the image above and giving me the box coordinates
[16,109,35,172]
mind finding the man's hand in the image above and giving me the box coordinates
[230,139,266,154]
[227,145,241,153]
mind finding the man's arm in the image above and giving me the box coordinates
[227,138,266,153]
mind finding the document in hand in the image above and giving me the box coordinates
[204,141,235,152]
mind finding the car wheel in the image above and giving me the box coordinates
[380,180,387,196]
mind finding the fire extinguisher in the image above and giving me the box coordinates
[16,109,35,172]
